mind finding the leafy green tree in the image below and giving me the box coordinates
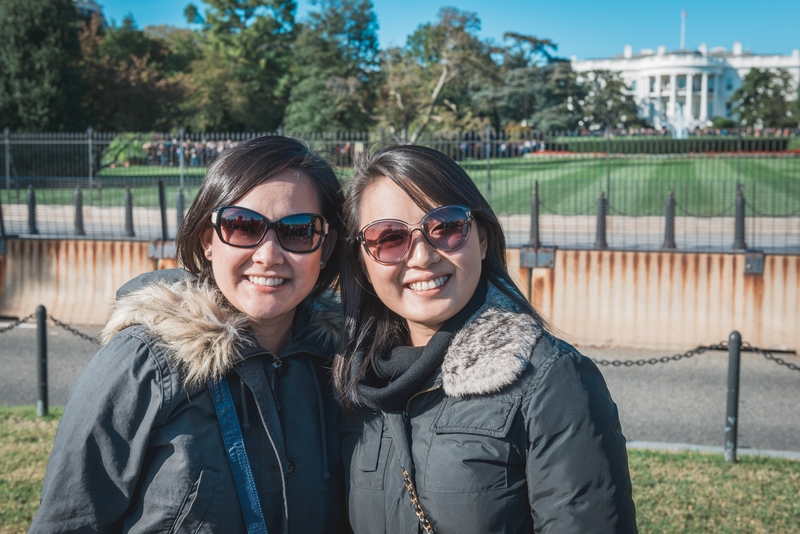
[577,70,644,130]
[182,0,298,131]
[0,0,87,131]
[730,68,799,128]
[470,32,576,132]
[371,7,495,142]
[79,15,182,131]
[283,0,379,133]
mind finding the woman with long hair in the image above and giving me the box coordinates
[32,136,345,533]
[334,145,637,533]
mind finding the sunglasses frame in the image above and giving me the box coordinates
[210,205,329,253]
[356,205,473,265]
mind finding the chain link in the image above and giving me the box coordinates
[47,315,101,346]
[402,467,436,534]
[592,343,729,367]
[742,342,800,374]
[0,312,36,334]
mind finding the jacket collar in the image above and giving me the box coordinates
[440,283,541,397]
[101,276,341,390]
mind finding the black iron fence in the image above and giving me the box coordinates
[1,128,799,251]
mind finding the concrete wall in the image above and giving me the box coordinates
[507,249,799,351]
[1,239,797,350]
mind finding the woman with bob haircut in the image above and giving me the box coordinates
[334,144,637,533]
[32,136,345,533]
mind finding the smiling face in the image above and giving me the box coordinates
[357,177,488,346]
[201,170,334,352]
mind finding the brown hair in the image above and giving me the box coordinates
[333,144,546,410]
[176,135,344,301]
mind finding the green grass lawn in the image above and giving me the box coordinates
[3,155,799,217]
[2,405,799,533]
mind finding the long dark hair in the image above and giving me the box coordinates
[333,144,547,410]
[176,135,345,301]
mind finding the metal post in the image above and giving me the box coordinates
[733,187,746,250]
[87,127,93,204]
[379,126,385,147]
[594,191,608,249]
[4,127,10,191]
[179,127,185,190]
[158,179,168,241]
[124,186,135,237]
[662,191,676,249]
[0,201,6,240]
[176,187,185,233]
[724,330,742,463]
[27,184,38,235]
[485,126,492,194]
[36,305,48,417]
[74,186,85,236]
[529,181,540,248]
[605,128,611,202]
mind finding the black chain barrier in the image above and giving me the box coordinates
[0,312,35,334]
[592,343,729,367]
[743,342,800,374]
[593,341,800,374]
[47,315,101,347]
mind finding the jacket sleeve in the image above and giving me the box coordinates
[523,343,638,534]
[30,330,171,533]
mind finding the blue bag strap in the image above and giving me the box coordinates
[208,376,269,534]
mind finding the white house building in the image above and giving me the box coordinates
[571,43,800,132]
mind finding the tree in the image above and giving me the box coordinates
[79,15,182,131]
[730,68,799,129]
[470,32,579,132]
[181,0,298,131]
[283,0,379,133]
[577,70,644,130]
[371,7,495,142]
[0,0,87,131]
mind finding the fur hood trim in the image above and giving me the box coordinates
[101,278,341,390]
[441,283,540,397]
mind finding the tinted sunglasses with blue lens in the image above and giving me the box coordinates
[211,205,328,253]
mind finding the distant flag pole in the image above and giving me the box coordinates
[680,9,687,50]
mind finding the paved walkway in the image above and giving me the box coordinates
[1,322,798,454]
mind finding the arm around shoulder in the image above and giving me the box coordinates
[523,337,638,533]
[30,329,171,533]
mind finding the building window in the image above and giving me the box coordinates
[708,77,715,91]
[649,77,655,92]
[726,102,732,117]
[630,80,637,92]
[678,76,686,89]
[726,78,733,91]
[693,77,701,92]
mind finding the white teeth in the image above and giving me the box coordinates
[408,275,449,292]
[248,276,286,287]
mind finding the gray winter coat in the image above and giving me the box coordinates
[341,284,637,533]
[31,270,342,534]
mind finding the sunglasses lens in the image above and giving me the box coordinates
[218,207,267,247]
[274,214,323,252]
[423,206,470,251]
[362,221,411,264]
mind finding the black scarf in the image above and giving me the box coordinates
[354,278,488,412]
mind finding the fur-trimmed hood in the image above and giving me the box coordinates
[441,283,542,397]
[102,273,341,390]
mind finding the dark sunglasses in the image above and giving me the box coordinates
[356,205,473,264]
[211,205,328,253]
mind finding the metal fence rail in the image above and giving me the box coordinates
[1,129,799,251]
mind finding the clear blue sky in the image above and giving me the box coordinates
[98,0,800,60]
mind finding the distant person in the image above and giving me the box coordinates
[334,145,638,533]
[31,136,345,533]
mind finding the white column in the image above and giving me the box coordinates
[714,74,723,117]
[656,76,663,127]
[685,73,694,123]
[669,73,677,119]
[700,73,709,122]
